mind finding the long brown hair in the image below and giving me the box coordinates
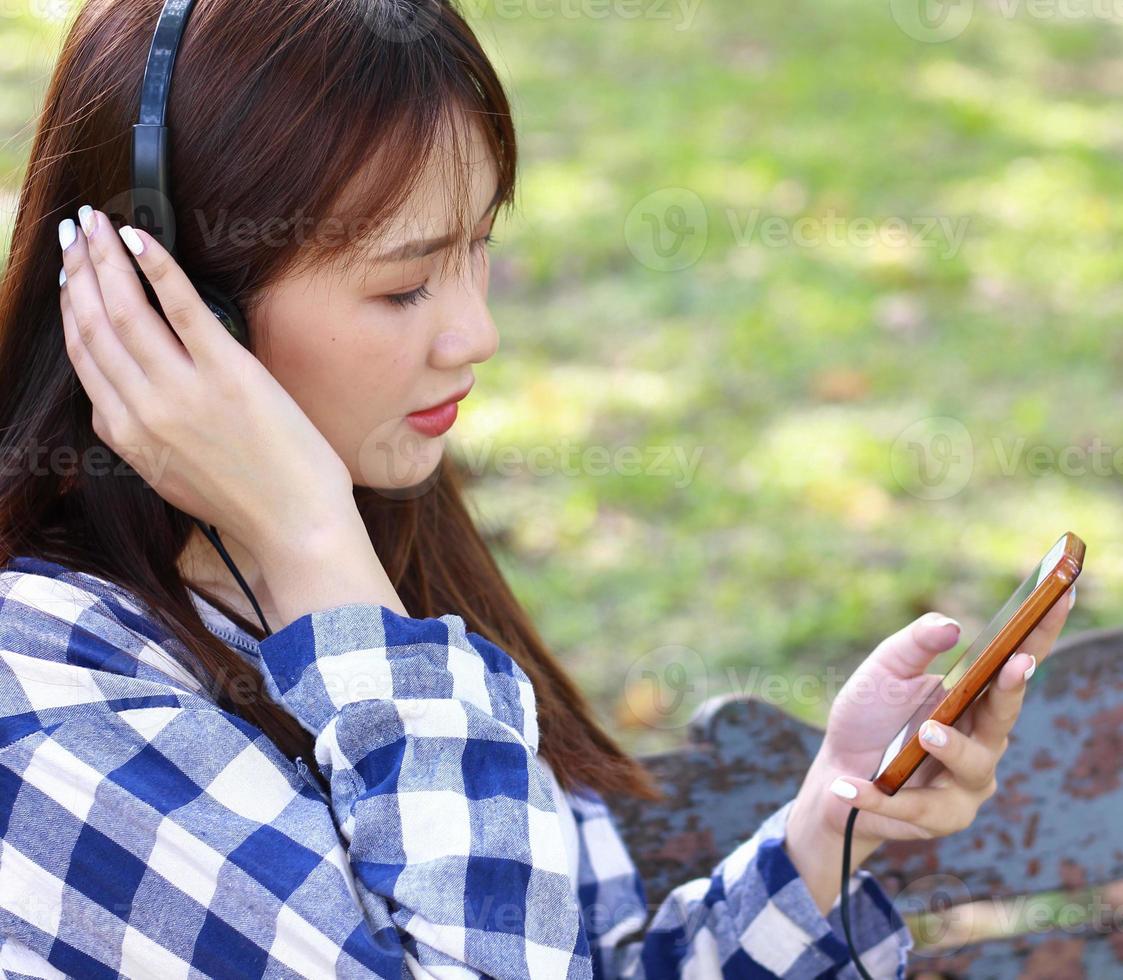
[0,0,661,802]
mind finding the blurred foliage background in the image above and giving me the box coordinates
[3,0,1121,756]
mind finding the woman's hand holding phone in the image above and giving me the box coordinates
[57,208,405,623]
[782,593,1073,915]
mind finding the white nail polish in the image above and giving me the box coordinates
[119,226,144,257]
[58,218,76,252]
[59,267,66,288]
[921,720,948,746]
[1023,656,1036,682]
[1068,586,1076,610]
[829,777,858,800]
[927,613,961,631]
[78,205,94,236]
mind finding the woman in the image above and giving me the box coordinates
[0,0,1073,977]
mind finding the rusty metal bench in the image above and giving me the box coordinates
[603,626,1123,977]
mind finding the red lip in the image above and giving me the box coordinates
[405,381,474,438]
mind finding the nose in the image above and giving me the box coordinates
[428,259,500,369]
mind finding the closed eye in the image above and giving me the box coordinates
[381,233,497,309]
[384,282,433,309]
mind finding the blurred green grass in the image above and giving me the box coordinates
[4,0,1122,755]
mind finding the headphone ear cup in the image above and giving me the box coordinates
[194,280,250,350]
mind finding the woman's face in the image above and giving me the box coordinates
[247,122,500,495]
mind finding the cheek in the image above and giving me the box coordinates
[243,256,465,490]
[261,307,434,462]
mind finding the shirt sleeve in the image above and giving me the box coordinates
[255,601,592,976]
[0,579,591,978]
[570,790,915,979]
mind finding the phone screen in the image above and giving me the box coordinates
[871,534,1069,780]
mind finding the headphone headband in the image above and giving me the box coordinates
[129,0,249,349]
[138,0,197,127]
[131,0,200,257]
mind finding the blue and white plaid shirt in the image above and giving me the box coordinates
[0,555,912,978]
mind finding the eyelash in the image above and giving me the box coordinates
[383,232,498,309]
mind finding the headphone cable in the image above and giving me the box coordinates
[841,805,876,979]
[190,516,272,636]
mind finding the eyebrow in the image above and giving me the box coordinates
[374,182,504,263]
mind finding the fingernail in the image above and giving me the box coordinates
[119,225,144,257]
[927,613,961,633]
[1023,655,1036,682]
[58,218,76,252]
[1068,586,1076,610]
[59,267,66,288]
[78,205,95,236]
[829,777,858,800]
[921,720,948,746]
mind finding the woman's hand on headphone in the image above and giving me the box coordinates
[57,207,356,564]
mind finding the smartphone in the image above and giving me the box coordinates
[870,531,1085,796]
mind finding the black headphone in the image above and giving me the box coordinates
[128,0,272,636]
[130,0,249,349]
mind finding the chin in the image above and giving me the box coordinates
[354,434,444,500]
